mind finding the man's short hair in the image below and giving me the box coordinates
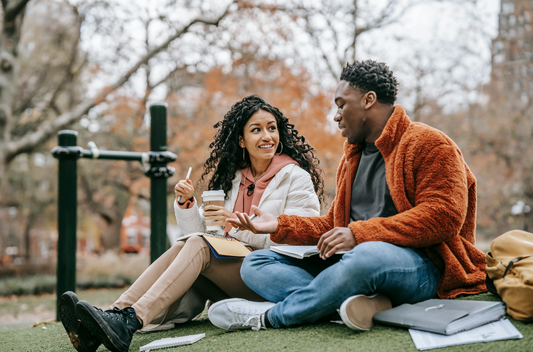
[340,60,399,105]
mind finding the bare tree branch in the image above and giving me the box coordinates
[3,0,31,22]
[276,0,428,78]
[150,64,187,91]
[79,172,114,224]
[301,15,339,79]
[5,0,236,161]
[18,11,84,128]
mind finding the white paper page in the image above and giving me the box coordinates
[273,245,317,257]
[271,246,348,259]
[409,319,522,351]
[140,333,205,351]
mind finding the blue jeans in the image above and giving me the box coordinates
[241,241,442,328]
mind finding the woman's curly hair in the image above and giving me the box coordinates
[199,94,325,205]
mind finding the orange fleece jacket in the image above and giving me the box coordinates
[271,106,487,299]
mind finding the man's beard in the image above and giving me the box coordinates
[347,133,365,145]
[346,119,367,145]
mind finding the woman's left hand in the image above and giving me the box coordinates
[203,205,233,227]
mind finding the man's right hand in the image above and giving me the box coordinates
[227,205,279,234]
[174,179,194,202]
[317,227,357,259]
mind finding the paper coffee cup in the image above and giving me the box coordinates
[202,190,225,235]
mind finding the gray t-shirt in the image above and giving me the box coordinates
[350,143,398,222]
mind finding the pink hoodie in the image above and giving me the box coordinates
[234,154,298,214]
[223,153,298,232]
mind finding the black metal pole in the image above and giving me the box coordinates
[149,104,169,263]
[54,130,79,320]
[51,125,175,319]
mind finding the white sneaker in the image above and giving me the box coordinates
[339,293,392,331]
[208,298,275,331]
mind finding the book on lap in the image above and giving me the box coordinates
[373,299,506,335]
[270,245,347,259]
[202,234,252,258]
[177,233,252,259]
[139,333,205,351]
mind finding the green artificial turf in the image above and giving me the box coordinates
[1,293,531,352]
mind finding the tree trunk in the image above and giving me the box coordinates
[352,0,358,62]
[100,198,129,251]
[0,0,30,182]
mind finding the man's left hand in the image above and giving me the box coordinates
[317,227,357,260]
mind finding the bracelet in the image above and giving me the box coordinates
[177,197,192,206]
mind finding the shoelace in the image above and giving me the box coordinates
[102,307,134,322]
[243,316,262,331]
[232,307,263,331]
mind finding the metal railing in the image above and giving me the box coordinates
[51,104,176,320]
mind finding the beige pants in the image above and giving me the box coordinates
[111,235,263,327]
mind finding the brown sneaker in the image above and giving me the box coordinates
[339,293,392,331]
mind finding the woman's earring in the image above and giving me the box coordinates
[243,147,246,160]
[276,142,283,155]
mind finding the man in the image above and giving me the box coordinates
[208,60,487,332]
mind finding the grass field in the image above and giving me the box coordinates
[1,291,531,352]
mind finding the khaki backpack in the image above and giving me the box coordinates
[485,229,533,321]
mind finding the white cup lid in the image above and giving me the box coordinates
[202,190,225,196]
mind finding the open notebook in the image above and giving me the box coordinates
[270,245,347,259]
[139,333,205,351]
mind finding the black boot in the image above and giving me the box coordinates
[59,291,101,352]
[76,301,142,352]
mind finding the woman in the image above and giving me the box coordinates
[60,95,324,352]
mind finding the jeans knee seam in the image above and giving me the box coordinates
[421,267,441,287]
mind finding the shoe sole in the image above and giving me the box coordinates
[76,300,128,352]
[340,293,392,331]
[60,292,83,351]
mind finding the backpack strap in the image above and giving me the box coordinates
[502,255,532,278]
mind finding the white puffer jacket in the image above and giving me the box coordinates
[174,164,320,249]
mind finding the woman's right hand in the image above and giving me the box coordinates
[227,205,279,234]
[174,179,194,203]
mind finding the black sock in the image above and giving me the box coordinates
[262,309,274,328]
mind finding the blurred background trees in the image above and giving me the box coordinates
[0,0,530,272]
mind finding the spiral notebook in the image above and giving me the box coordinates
[139,333,205,351]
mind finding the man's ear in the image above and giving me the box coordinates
[239,135,244,148]
[362,91,377,110]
